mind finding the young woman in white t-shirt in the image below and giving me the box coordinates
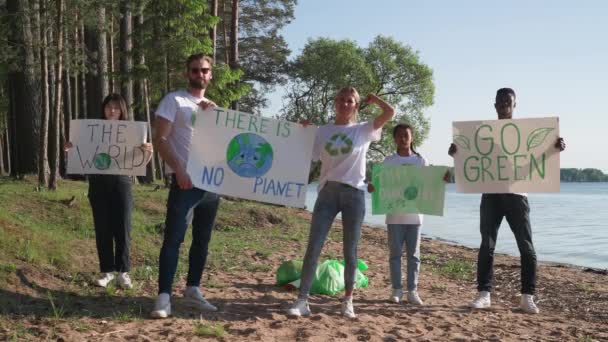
[368,123,432,306]
[287,87,394,318]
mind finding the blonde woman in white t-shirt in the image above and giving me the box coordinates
[368,123,447,306]
[287,87,394,319]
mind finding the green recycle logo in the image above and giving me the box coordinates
[324,133,353,156]
[94,153,112,170]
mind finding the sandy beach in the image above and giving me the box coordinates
[1,207,607,342]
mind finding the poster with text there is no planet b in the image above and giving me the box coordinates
[187,107,317,208]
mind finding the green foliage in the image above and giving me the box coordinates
[194,321,225,338]
[217,0,297,113]
[281,35,435,161]
[561,168,608,182]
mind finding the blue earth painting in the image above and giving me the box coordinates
[226,133,274,178]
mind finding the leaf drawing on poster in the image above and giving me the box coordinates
[526,127,554,151]
[453,134,471,151]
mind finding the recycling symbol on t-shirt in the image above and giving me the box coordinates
[324,133,353,156]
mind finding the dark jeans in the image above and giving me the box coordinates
[158,176,220,295]
[477,193,537,295]
[88,175,133,273]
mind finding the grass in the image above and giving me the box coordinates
[0,177,313,279]
[576,283,594,293]
[46,291,65,320]
[431,284,447,291]
[430,259,474,281]
[194,321,225,338]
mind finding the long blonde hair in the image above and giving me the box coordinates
[335,86,360,123]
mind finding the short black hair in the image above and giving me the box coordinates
[496,88,516,100]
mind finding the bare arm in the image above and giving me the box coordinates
[153,117,192,189]
[367,94,395,130]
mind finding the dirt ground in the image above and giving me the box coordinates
[1,213,607,341]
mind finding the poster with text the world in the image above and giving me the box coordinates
[187,107,317,208]
[452,117,560,193]
[67,119,148,176]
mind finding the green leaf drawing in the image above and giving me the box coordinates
[526,127,554,151]
[453,135,471,151]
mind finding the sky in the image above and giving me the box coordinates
[266,0,608,172]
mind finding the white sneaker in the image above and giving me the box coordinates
[286,298,311,317]
[183,286,218,312]
[116,272,133,289]
[389,288,403,303]
[94,273,115,288]
[469,291,491,309]
[407,290,424,306]
[150,293,171,319]
[520,294,540,314]
[341,296,356,319]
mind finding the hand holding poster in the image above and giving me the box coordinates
[67,119,149,176]
[371,164,448,216]
[186,107,317,208]
[452,117,560,193]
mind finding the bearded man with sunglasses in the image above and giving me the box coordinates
[151,54,220,318]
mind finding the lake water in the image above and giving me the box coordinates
[304,182,608,269]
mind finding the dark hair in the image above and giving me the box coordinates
[185,53,214,69]
[496,88,516,100]
[101,93,128,120]
[392,123,420,156]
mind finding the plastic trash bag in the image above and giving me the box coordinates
[276,260,303,286]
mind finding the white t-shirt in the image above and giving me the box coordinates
[155,90,207,174]
[312,121,381,191]
[383,153,428,225]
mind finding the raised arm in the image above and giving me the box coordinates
[368,94,395,130]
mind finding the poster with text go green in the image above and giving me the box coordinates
[452,117,560,193]
[371,164,448,216]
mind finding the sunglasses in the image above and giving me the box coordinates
[190,67,211,75]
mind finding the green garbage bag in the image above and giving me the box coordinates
[338,259,369,289]
[355,269,369,288]
[276,260,303,286]
[311,260,344,295]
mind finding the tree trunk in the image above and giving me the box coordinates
[63,26,72,144]
[8,0,42,176]
[0,132,5,176]
[73,13,79,119]
[97,4,109,98]
[49,0,64,190]
[230,0,239,110]
[209,0,218,61]
[109,16,115,93]
[38,0,50,187]
[222,0,229,65]
[85,24,101,119]
[120,0,133,120]
[80,18,88,118]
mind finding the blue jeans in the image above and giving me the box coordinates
[387,224,421,291]
[298,182,365,298]
[158,177,220,295]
